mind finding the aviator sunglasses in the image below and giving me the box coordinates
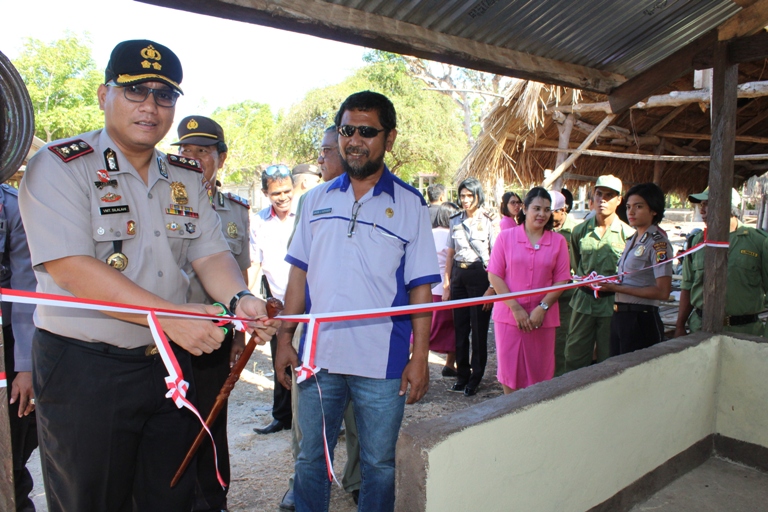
[264,164,292,177]
[338,125,386,138]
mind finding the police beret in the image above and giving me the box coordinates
[172,116,225,147]
[105,39,183,94]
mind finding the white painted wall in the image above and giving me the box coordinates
[716,337,768,448]
[424,338,722,511]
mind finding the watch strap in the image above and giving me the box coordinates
[230,290,255,313]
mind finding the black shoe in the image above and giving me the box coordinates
[464,385,477,397]
[351,490,359,505]
[441,366,458,377]
[279,489,295,510]
[448,382,466,393]
[253,419,291,435]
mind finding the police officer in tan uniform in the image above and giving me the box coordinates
[19,40,278,512]
[675,187,768,337]
[172,115,250,512]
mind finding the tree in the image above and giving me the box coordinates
[13,33,103,142]
[212,100,276,184]
[275,55,467,184]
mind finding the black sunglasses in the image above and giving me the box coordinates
[338,125,385,138]
[106,83,180,107]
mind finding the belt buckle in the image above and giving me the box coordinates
[459,262,469,269]
[145,345,159,356]
[724,316,731,327]
[613,304,618,312]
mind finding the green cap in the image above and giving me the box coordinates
[595,174,622,194]
[688,187,741,208]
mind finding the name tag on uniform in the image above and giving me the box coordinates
[741,249,758,258]
[313,208,332,216]
[100,205,130,215]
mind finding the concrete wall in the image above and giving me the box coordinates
[716,336,768,448]
[396,333,768,512]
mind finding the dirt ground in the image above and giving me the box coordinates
[27,329,501,511]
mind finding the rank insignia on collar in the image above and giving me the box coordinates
[167,154,202,172]
[170,182,189,205]
[94,179,118,189]
[639,232,648,243]
[104,148,119,172]
[158,156,168,178]
[226,222,238,238]
[96,169,110,183]
[185,222,196,234]
[218,191,225,208]
[48,139,94,162]
[100,192,122,202]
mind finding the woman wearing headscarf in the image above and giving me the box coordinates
[487,187,571,393]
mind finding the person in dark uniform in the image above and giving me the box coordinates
[597,183,672,356]
[18,40,278,512]
[1,183,38,511]
[443,178,495,396]
[172,115,251,512]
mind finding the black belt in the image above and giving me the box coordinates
[42,329,159,357]
[456,260,484,270]
[613,303,658,313]
[695,309,759,327]
[579,286,614,298]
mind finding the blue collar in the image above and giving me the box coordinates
[327,166,396,201]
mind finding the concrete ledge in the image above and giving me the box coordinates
[715,434,768,473]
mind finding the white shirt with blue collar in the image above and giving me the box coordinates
[286,167,440,379]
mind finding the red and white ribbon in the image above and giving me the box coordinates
[0,371,6,389]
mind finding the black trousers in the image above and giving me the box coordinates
[4,325,38,512]
[191,333,233,511]
[451,263,492,388]
[32,329,198,512]
[269,333,293,423]
[609,306,664,357]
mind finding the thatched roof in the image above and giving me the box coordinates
[460,59,768,197]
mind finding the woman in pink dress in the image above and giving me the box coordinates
[487,187,572,393]
[499,191,523,231]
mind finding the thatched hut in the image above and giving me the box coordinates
[459,58,768,203]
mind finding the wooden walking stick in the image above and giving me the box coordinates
[171,297,284,487]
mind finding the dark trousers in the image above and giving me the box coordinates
[32,329,198,512]
[269,333,293,423]
[191,335,233,511]
[451,263,492,388]
[609,306,664,357]
[4,325,38,512]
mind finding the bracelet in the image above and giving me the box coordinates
[230,290,255,313]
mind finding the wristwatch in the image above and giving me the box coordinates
[230,290,255,313]
[538,301,550,311]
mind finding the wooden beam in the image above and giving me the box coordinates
[552,113,574,190]
[137,0,625,93]
[718,0,768,40]
[530,147,768,162]
[727,29,768,63]
[646,104,688,136]
[541,114,616,189]
[656,131,768,144]
[551,79,768,113]
[653,140,665,185]
[702,42,738,333]
[607,31,718,114]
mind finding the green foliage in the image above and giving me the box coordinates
[275,53,467,184]
[212,100,276,184]
[13,33,103,142]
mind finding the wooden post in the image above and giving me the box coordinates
[702,41,738,333]
[552,113,574,190]
[0,319,15,510]
[652,139,665,185]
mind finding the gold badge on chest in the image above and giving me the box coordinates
[227,222,238,238]
[170,181,189,205]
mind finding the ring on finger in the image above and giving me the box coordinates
[30,398,36,405]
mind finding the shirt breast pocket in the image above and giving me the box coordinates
[368,224,405,266]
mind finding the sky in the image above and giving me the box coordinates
[1,0,369,125]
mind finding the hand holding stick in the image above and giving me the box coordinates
[171,297,284,487]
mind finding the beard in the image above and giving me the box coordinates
[342,148,384,180]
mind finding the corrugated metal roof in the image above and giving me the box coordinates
[325,0,740,78]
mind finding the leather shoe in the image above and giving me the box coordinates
[279,489,295,510]
[464,385,477,397]
[351,489,359,505]
[441,366,458,377]
[253,419,290,435]
[448,382,466,393]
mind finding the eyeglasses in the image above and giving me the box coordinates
[338,125,385,138]
[264,165,291,177]
[509,200,522,205]
[106,83,180,107]
[348,201,362,237]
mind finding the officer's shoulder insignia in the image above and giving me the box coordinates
[0,183,18,197]
[48,139,93,162]
[651,230,663,241]
[167,154,202,172]
[225,192,250,209]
